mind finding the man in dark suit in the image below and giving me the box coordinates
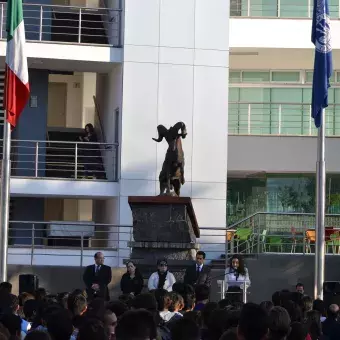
[83,252,112,301]
[184,251,211,287]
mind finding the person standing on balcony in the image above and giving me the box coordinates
[148,259,176,292]
[79,123,101,179]
[184,251,211,287]
[225,254,251,303]
[83,252,112,301]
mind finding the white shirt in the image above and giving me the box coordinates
[197,264,203,272]
[95,265,101,273]
[160,311,176,322]
[147,271,176,292]
[225,267,250,289]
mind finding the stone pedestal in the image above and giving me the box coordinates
[127,196,200,279]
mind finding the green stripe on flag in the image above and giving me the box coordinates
[6,0,24,41]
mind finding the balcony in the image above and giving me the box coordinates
[0,2,121,46]
[230,0,339,18]
[229,102,340,136]
[2,138,118,180]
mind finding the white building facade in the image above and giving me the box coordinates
[0,0,229,270]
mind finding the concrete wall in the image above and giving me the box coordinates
[230,18,340,50]
[10,198,45,246]
[14,69,49,178]
[119,0,229,261]
[228,135,340,174]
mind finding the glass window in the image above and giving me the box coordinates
[250,0,278,16]
[305,71,313,83]
[271,71,300,82]
[242,71,270,82]
[329,0,339,19]
[230,71,241,83]
[280,0,308,17]
[305,71,335,83]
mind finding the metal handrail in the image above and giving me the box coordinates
[0,139,118,181]
[0,2,121,46]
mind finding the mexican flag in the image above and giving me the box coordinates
[5,0,30,129]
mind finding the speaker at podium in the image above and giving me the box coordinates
[19,274,39,294]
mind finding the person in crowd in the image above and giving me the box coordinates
[313,299,326,322]
[83,252,112,301]
[219,329,238,340]
[154,289,173,322]
[225,255,250,302]
[130,293,171,340]
[296,283,305,295]
[218,299,232,310]
[183,311,202,328]
[77,318,109,340]
[67,292,87,338]
[79,123,101,179]
[200,302,218,340]
[18,292,35,318]
[25,330,52,340]
[116,309,158,340]
[288,322,308,340]
[169,293,184,318]
[35,289,47,303]
[260,300,274,313]
[120,261,144,296]
[172,283,195,313]
[171,318,200,340]
[184,251,212,287]
[0,282,12,294]
[193,284,210,311]
[103,310,117,340]
[46,308,74,340]
[282,300,303,323]
[206,308,231,340]
[147,259,176,292]
[237,303,268,340]
[106,301,128,320]
[322,304,340,340]
[301,295,313,319]
[267,306,291,340]
[1,314,22,339]
[305,310,325,340]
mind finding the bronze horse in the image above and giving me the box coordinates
[152,122,187,196]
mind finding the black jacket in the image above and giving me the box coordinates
[322,318,340,340]
[83,264,112,301]
[120,272,144,295]
[184,264,212,287]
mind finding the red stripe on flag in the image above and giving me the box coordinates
[4,65,30,129]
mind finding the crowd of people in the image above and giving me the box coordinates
[0,251,338,340]
[0,278,338,340]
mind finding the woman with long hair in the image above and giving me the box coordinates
[120,261,144,296]
[225,254,250,303]
[305,310,326,340]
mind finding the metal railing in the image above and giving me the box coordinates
[229,102,340,136]
[8,221,132,267]
[0,2,122,46]
[1,139,119,181]
[230,0,339,18]
[226,212,340,255]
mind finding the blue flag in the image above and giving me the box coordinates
[311,0,333,128]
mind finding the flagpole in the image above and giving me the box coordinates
[314,109,326,300]
[0,119,11,282]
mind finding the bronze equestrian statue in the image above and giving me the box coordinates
[152,122,187,196]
